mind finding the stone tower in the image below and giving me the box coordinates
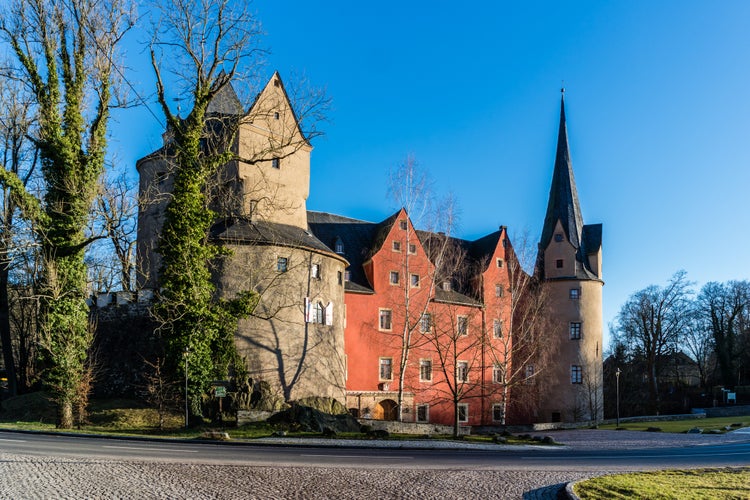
[537,92,603,423]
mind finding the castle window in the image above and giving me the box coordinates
[274,78,281,87]
[379,358,393,381]
[569,288,581,299]
[392,241,401,252]
[457,316,468,336]
[456,361,469,382]
[344,270,351,281]
[495,284,504,297]
[493,319,503,339]
[492,403,505,422]
[311,263,321,279]
[379,309,392,331]
[554,233,564,242]
[338,271,343,285]
[334,238,344,254]
[571,365,583,384]
[416,404,429,422]
[556,259,564,269]
[525,364,535,384]
[276,257,288,273]
[420,313,432,333]
[410,274,420,288]
[389,271,400,285]
[419,359,432,382]
[274,111,280,120]
[496,258,504,268]
[271,158,280,169]
[408,243,417,254]
[570,322,582,340]
[492,364,503,384]
[442,280,452,291]
[399,220,408,230]
[313,302,324,324]
[457,403,469,423]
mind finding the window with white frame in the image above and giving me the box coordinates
[379,309,392,331]
[492,404,504,422]
[389,271,400,285]
[276,257,288,273]
[571,365,583,384]
[334,238,344,254]
[492,364,503,384]
[457,315,468,336]
[495,284,504,297]
[392,240,401,252]
[458,403,469,423]
[311,263,321,279]
[420,313,432,333]
[399,220,408,230]
[410,274,420,288]
[344,270,351,281]
[496,258,504,268]
[416,404,429,423]
[493,319,503,338]
[419,359,432,382]
[570,322,582,340]
[456,361,469,382]
[408,243,417,254]
[442,280,452,291]
[379,358,393,380]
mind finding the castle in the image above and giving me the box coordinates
[136,74,603,424]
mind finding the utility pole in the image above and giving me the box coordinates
[615,367,621,427]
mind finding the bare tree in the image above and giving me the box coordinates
[695,281,750,388]
[683,308,715,391]
[612,271,694,414]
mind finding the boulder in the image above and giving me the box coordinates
[268,404,361,433]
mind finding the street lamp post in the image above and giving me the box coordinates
[615,367,621,428]
[183,347,190,429]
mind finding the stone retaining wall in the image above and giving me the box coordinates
[360,420,471,436]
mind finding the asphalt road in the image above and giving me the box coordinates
[2,430,749,470]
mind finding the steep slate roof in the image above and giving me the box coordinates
[540,94,584,251]
[210,217,344,261]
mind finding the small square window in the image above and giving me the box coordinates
[556,259,563,269]
[457,316,468,336]
[392,241,401,252]
[410,274,420,288]
[458,403,469,423]
[570,322,582,340]
[379,309,392,331]
[571,365,583,384]
[442,280,452,291]
[496,258,503,268]
[271,158,280,169]
[569,288,581,300]
[389,271,400,285]
[399,220,408,230]
[408,243,417,254]
[274,111,280,120]
[276,257,288,272]
[311,263,321,279]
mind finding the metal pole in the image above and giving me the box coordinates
[184,348,189,429]
[615,368,621,427]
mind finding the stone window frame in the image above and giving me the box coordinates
[379,308,393,331]
[419,359,432,382]
[379,357,393,381]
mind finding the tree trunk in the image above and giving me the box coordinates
[0,261,18,396]
[57,400,74,429]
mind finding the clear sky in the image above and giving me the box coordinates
[112,1,750,350]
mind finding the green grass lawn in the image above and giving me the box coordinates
[574,468,750,500]
[597,416,749,434]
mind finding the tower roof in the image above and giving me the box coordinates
[540,92,584,250]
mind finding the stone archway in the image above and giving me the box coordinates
[373,399,398,421]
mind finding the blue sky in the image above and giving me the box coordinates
[113,1,750,349]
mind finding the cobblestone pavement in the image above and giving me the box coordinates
[2,429,748,499]
[0,452,611,499]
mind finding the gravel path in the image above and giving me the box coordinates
[1,429,747,499]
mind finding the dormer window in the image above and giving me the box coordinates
[442,281,452,291]
[334,237,344,254]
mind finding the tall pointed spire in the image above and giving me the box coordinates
[540,90,584,251]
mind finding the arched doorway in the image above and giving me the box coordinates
[373,399,398,421]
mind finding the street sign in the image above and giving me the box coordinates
[214,386,227,398]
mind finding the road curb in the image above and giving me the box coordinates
[564,481,581,500]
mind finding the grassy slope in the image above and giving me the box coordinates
[597,416,748,433]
